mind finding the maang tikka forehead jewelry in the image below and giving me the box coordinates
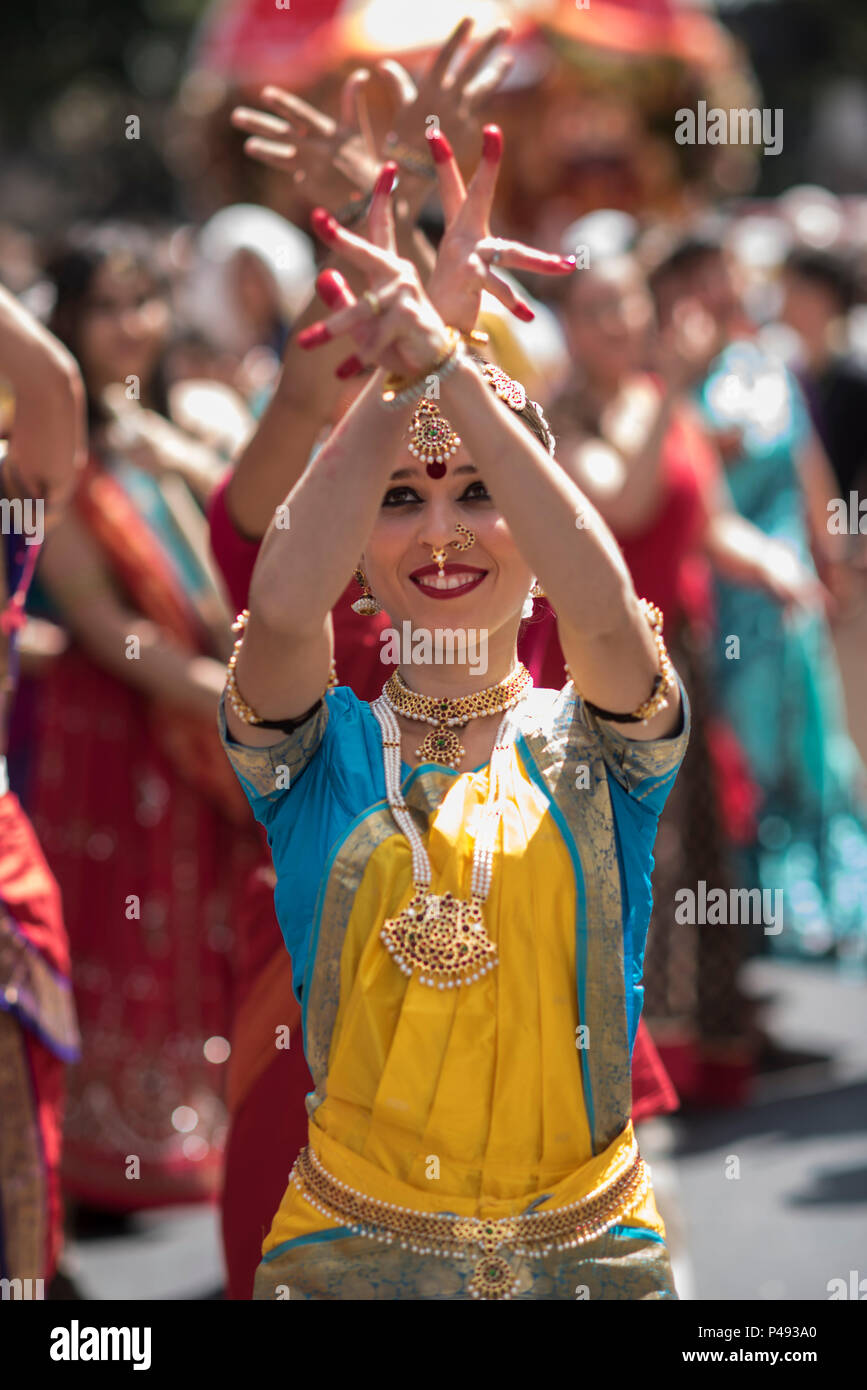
[409,399,461,479]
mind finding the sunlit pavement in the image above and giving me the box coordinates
[660,957,867,1302]
[59,958,866,1302]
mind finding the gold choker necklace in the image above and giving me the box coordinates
[381,665,533,769]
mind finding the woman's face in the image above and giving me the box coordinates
[564,262,653,388]
[361,445,533,647]
[78,259,170,395]
[780,271,840,349]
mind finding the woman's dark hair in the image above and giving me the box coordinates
[783,245,860,315]
[43,223,171,427]
[644,229,726,305]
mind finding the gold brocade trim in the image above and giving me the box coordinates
[0,925,80,1059]
[290,1141,649,1301]
[517,694,632,1154]
[0,1010,47,1278]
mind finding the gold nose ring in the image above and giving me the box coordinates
[450,523,475,552]
[431,525,475,575]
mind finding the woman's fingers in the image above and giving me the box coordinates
[316,270,365,377]
[426,16,474,89]
[298,280,399,346]
[316,269,356,312]
[428,129,466,224]
[309,207,397,279]
[477,236,578,277]
[375,59,418,111]
[452,22,512,91]
[338,67,370,131]
[240,138,298,172]
[259,86,335,138]
[482,266,535,322]
[464,52,515,107]
[367,164,398,254]
[231,107,292,139]
[464,125,503,227]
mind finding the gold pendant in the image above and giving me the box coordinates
[380,891,498,988]
[468,1253,520,1301]
[416,724,465,768]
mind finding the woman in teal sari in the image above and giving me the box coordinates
[651,235,867,965]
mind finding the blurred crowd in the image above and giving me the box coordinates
[2,0,866,1299]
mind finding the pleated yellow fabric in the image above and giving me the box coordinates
[265,743,627,1256]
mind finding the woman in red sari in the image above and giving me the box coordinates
[529,254,822,1105]
[0,285,85,1286]
[27,229,261,1213]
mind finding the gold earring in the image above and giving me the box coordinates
[530,581,545,598]
[351,568,382,616]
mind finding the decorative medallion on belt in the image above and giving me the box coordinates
[455,1216,522,1301]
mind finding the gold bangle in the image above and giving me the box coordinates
[460,328,490,349]
[380,328,463,408]
[566,599,676,725]
[382,138,437,181]
[225,609,337,727]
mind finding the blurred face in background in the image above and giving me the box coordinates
[780,271,843,357]
[563,258,654,390]
[77,258,170,397]
[229,248,283,346]
[679,250,741,331]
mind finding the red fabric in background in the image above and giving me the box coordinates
[0,794,75,1280]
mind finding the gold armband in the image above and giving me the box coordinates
[225,609,337,729]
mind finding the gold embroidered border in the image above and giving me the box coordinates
[0,1010,47,1278]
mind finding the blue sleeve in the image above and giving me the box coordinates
[218,687,385,1002]
[578,678,691,817]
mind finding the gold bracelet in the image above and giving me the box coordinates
[566,599,676,725]
[225,609,337,727]
[382,138,437,181]
[461,328,490,349]
[380,328,463,408]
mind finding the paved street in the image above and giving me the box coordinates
[59,958,866,1302]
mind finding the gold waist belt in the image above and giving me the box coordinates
[290,1141,650,1300]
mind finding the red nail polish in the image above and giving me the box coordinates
[557,255,578,272]
[482,125,503,162]
[297,322,331,349]
[317,269,348,308]
[336,355,364,379]
[374,162,398,197]
[311,207,339,243]
[427,129,454,165]
[514,303,535,322]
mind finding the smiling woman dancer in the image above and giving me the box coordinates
[219,127,689,1302]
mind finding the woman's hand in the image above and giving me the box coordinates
[231,71,379,214]
[376,17,514,191]
[230,20,515,220]
[102,388,223,503]
[296,169,453,382]
[425,125,577,333]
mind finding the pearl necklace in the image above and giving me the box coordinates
[371,693,521,989]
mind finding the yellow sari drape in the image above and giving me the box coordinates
[260,744,666,1288]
